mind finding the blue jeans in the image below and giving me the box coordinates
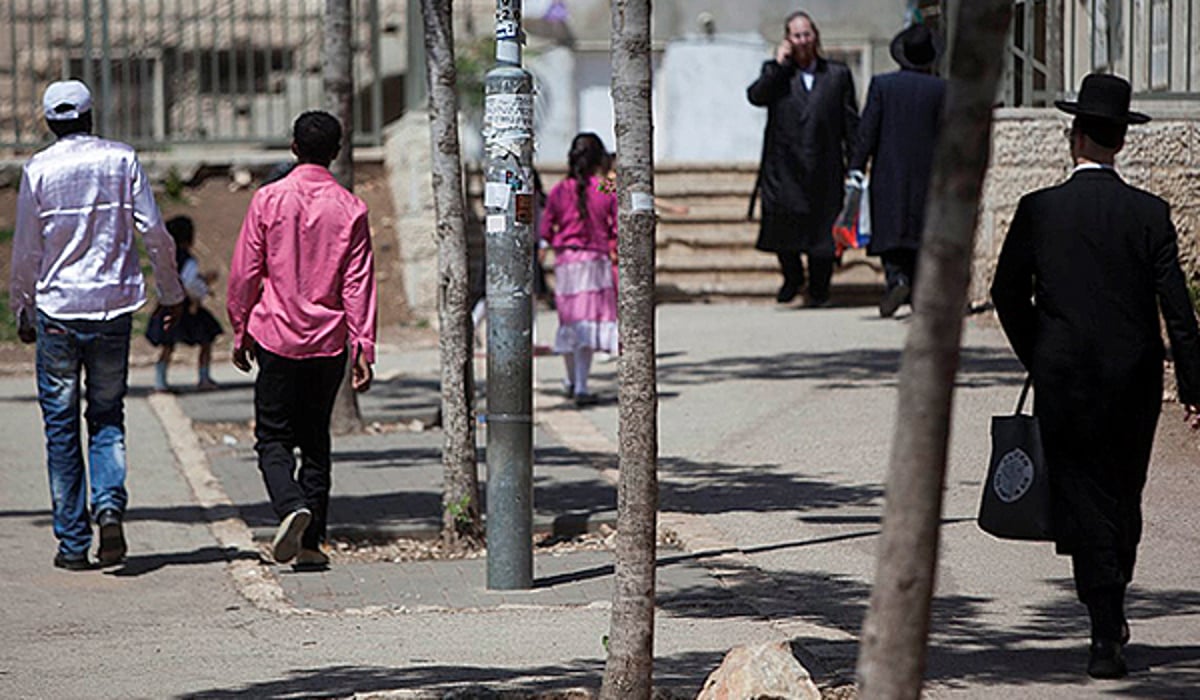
[35,311,132,557]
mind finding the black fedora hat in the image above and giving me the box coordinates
[889,23,943,70]
[1055,73,1150,124]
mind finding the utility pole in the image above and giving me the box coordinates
[483,0,535,590]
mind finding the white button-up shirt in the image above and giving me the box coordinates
[10,133,184,321]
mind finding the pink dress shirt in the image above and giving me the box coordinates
[227,164,377,363]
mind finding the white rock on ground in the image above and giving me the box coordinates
[696,640,822,700]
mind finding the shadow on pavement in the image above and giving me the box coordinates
[174,652,723,699]
[771,573,1200,695]
[106,544,260,577]
[654,346,1024,391]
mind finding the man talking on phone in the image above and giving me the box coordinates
[227,111,378,570]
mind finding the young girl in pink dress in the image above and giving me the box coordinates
[539,133,619,406]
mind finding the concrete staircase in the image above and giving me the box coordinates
[468,163,884,303]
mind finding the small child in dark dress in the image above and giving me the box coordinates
[146,216,223,391]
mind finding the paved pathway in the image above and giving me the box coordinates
[2,302,1198,698]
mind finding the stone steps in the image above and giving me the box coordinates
[469,164,884,302]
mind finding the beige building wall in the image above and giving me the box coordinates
[974,109,1200,303]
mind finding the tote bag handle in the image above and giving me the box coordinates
[1014,375,1033,415]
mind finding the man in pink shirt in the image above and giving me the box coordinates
[227,111,377,568]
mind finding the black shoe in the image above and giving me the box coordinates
[96,509,127,566]
[573,393,599,407]
[53,552,93,571]
[776,282,800,304]
[805,296,831,309]
[879,282,911,318]
[272,508,312,563]
[1087,639,1128,679]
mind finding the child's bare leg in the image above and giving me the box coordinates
[155,345,174,391]
[197,343,217,389]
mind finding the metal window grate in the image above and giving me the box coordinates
[0,0,383,149]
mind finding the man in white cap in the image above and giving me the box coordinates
[10,80,185,571]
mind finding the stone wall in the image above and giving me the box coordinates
[383,110,440,323]
[974,109,1200,303]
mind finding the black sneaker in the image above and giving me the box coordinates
[53,552,93,571]
[96,509,127,566]
[573,393,599,407]
[272,508,312,563]
[1087,639,1128,679]
[879,282,911,318]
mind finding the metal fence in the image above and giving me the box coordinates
[1,0,383,149]
[1004,0,1199,107]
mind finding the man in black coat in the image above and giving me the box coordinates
[748,10,858,306]
[849,23,946,318]
[991,73,1200,679]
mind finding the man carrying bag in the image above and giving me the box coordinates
[991,73,1200,680]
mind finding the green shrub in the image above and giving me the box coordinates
[0,291,20,342]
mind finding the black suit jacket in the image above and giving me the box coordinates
[849,69,945,255]
[748,57,858,253]
[991,167,1200,553]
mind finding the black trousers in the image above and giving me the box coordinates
[253,346,346,549]
[776,252,834,302]
[881,249,918,291]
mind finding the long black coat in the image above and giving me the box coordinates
[748,57,858,255]
[849,69,945,256]
[991,168,1200,588]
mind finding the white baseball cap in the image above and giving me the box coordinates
[43,80,93,121]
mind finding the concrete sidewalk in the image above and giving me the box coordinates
[4,302,1199,699]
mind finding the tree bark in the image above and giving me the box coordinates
[600,1,658,698]
[855,1,1014,698]
[324,0,364,435]
[419,0,484,547]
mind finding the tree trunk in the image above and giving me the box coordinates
[600,1,658,699]
[854,2,1014,698]
[419,0,484,547]
[324,0,364,434]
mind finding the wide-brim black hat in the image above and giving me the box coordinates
[889,23,943,70]
[1055,73,1151,124]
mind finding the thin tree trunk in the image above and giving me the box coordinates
[324,0,364,434]
[600,1,657,698]
[855,1,1014,698]
[419,0,483,547]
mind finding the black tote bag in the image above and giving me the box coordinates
[977,377,1054,541]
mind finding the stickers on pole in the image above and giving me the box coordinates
[485,93,533,133]
[631,192,655,212]
[496,39,520,64]
[514,194,534,224]
[486,214,508,233]
[496,20,519,41]
[485,182,511,209]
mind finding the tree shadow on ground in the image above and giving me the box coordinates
[174,652,725,699]
[660,454,883,515]
[657,557,1200,696]
[653,345,1024,391]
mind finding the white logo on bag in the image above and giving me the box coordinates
[993,448,1034,503]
